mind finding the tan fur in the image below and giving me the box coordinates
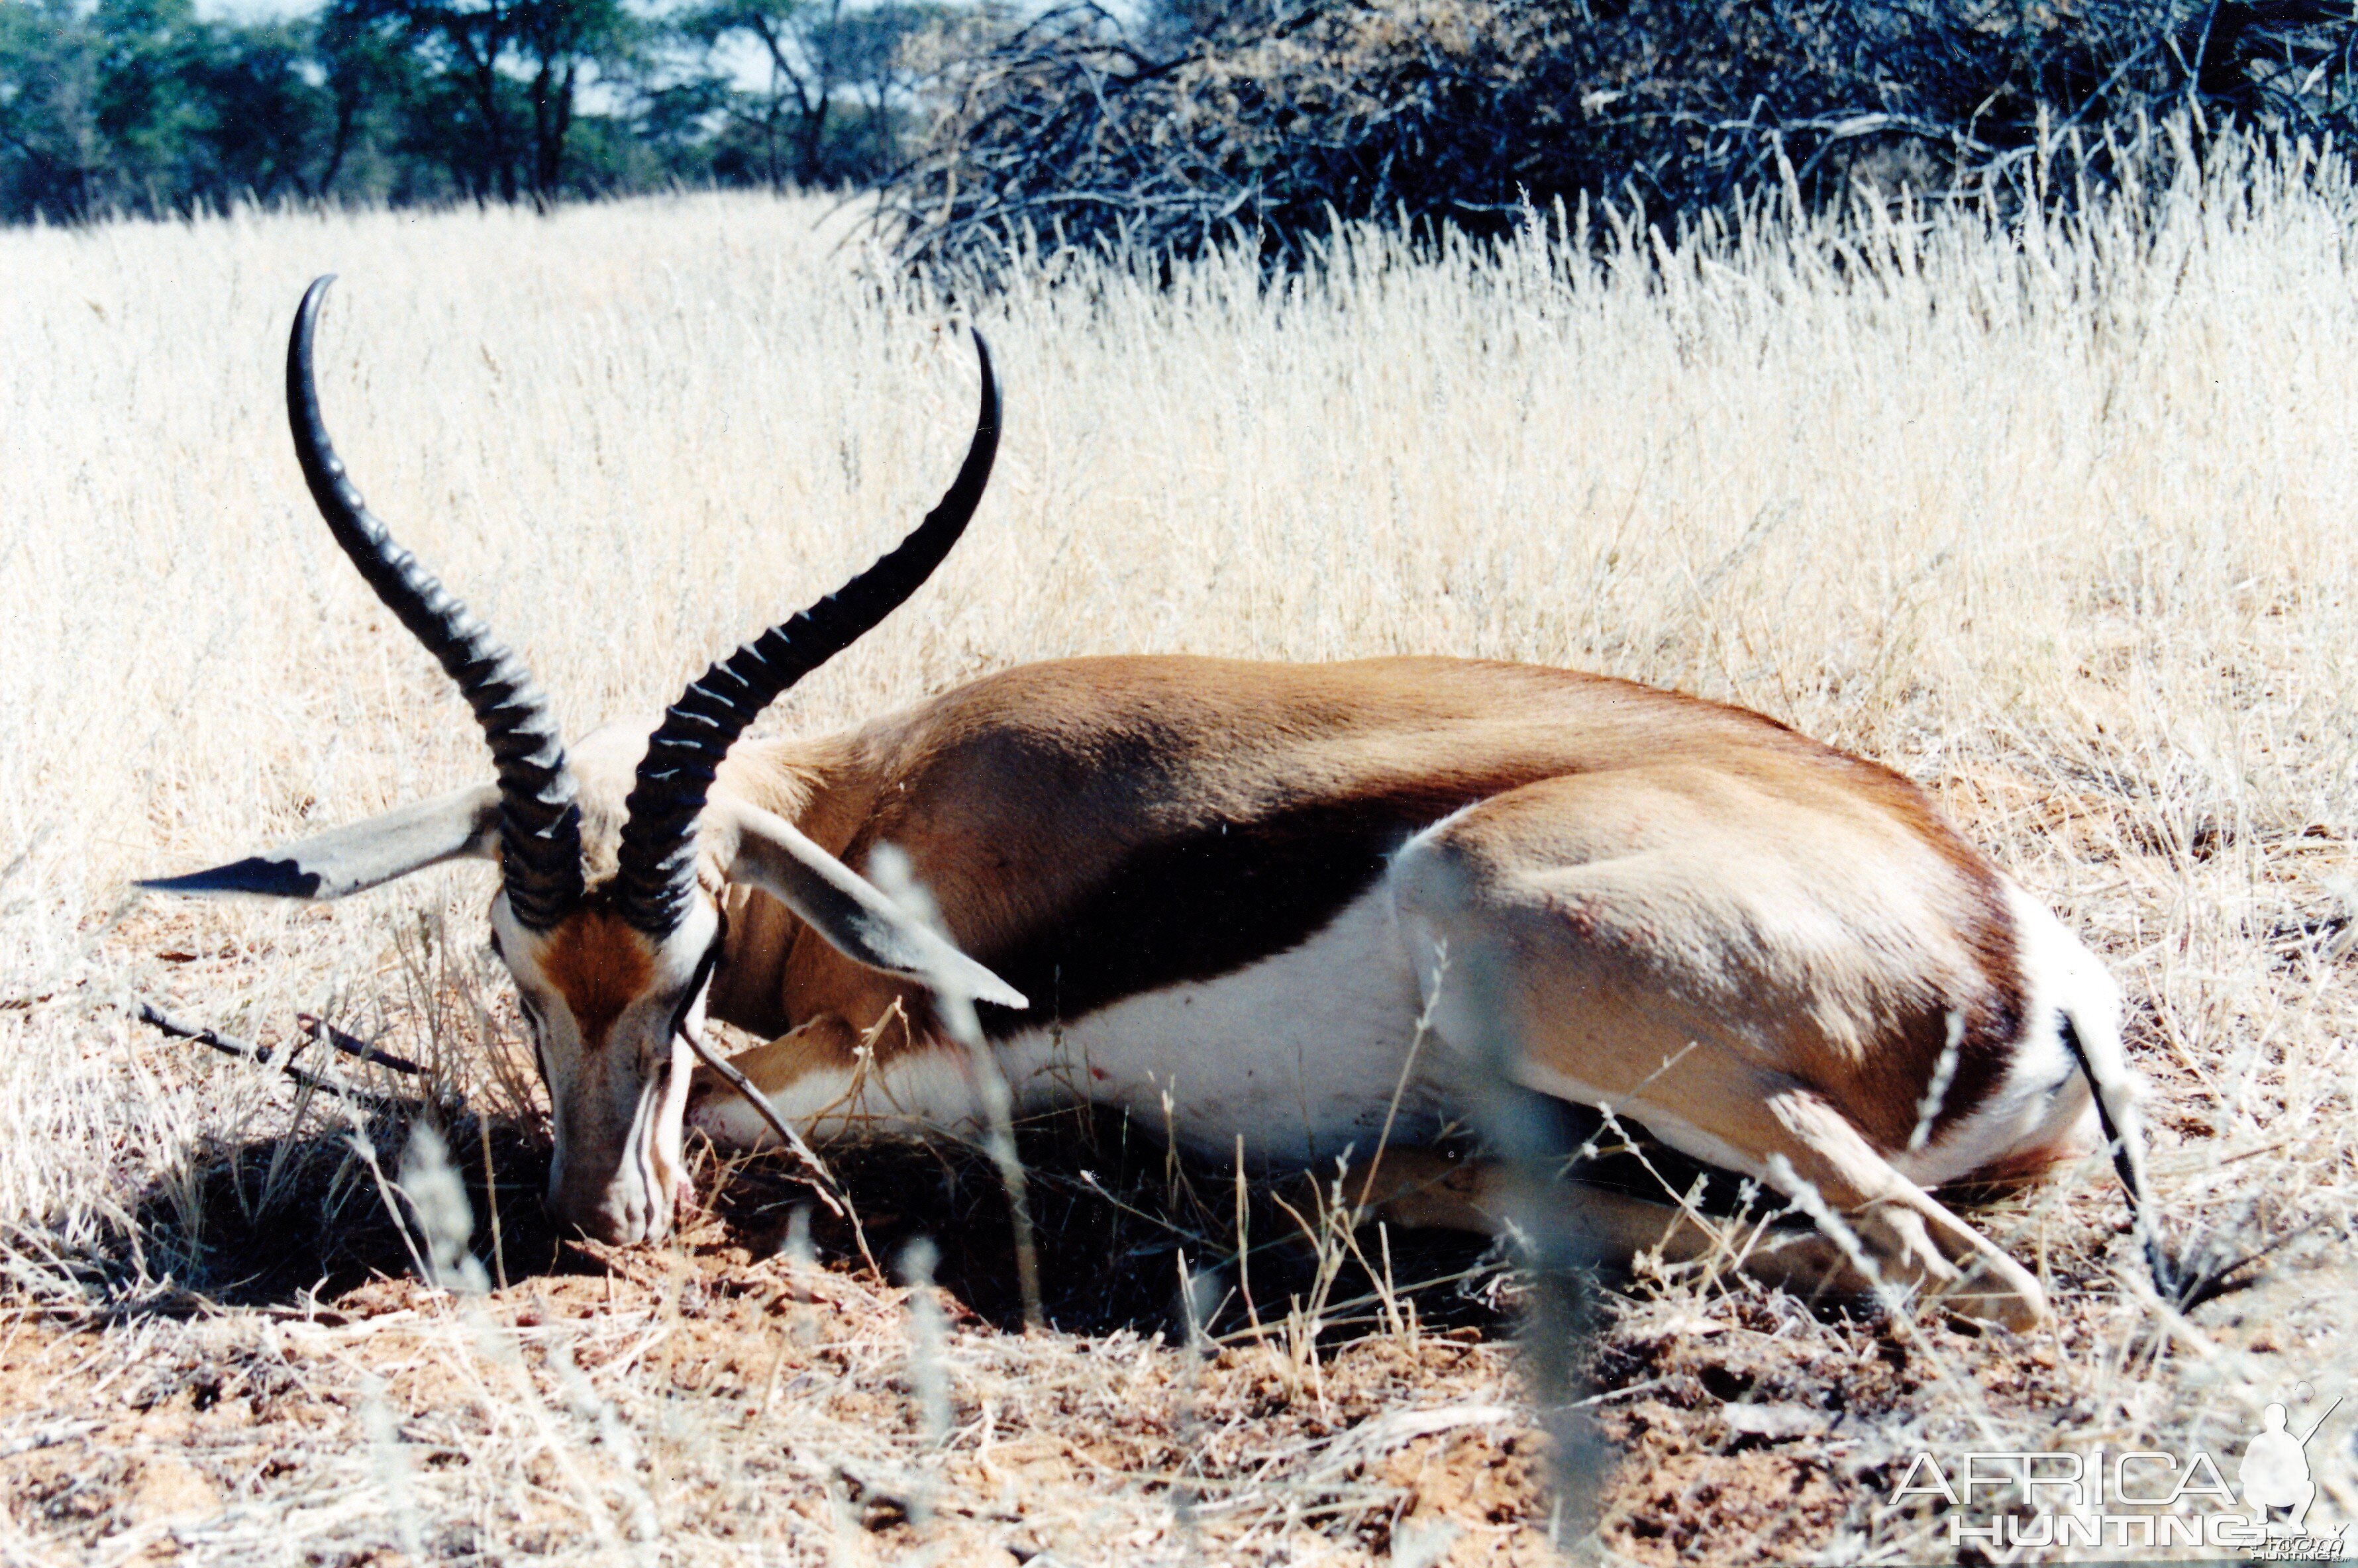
[1338,1152,1893,1306]
[156,321,2123,1309]
[659,656,2016,1134]
[713,1016,862,1094]
[538,906,655,1052]
[543,654,2099,1324]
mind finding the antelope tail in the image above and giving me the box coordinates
[2060,1014,2173,1301]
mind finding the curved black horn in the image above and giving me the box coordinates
[611,330,1001,936]
[288,275,584,929]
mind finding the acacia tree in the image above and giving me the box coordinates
[311,3,415,195]
[0,0,106,216]
[327,0,513,197]
[1,0,336,217]
[189,16,331,199]
[516,0,630,197]
[332,0,629,202]
[688,0,936,187]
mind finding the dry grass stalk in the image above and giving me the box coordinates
[0,132,2355,1559]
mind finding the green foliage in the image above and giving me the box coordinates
[0,0,397,214]
[30,0,2338,235]
[0,0,362,214]
[0,0,939,220]
[685,0,941,187]
[1,0,106,215]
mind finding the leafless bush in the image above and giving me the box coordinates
[883,0,2357,275]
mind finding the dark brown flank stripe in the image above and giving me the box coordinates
[968,778,1543,1040]
[965,793,2027,1155]
[805,657,2035,1152]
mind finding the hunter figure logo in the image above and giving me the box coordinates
[2242,1396,2345,1558]
[1889,1393,2347,1557]
[2242,1402,2318,1533]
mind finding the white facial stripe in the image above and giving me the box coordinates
[491,893,721,1243]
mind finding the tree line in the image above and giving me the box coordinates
[0,0,945,220]
[14,0,2354,250]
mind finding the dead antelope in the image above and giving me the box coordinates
[145,277,2165,1330]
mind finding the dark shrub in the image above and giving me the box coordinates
[880,0,2358,273]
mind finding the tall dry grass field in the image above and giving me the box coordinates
[2,140,2356,1563]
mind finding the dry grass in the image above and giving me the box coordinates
[3,133,2357,1563]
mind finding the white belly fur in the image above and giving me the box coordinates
[1003,889,1446,1167]
[691,875,2117,1186]
[687,888,1448,1169]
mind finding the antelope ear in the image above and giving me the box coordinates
[138,784,502,901]
[715,801,1028,1011]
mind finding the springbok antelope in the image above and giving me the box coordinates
[144,277,2163,1331]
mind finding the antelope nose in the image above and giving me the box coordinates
[548,1178,671,1248]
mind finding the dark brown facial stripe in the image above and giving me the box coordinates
[972,781,1530,1038]
[540,904,656,1052]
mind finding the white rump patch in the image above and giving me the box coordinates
[1892,879,2124,1188]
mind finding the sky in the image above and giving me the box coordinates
[193,0,309,21]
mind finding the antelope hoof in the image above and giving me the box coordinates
[1933,1262,2047,1332]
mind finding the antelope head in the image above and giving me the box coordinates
[143,277,1023,1245]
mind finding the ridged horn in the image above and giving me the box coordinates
[611,329,1001,936]
[289,275,584,930]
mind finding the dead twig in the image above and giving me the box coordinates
[132,1001,407,1110]
[296,1011,427,1075]
[675,1021,882,1281]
